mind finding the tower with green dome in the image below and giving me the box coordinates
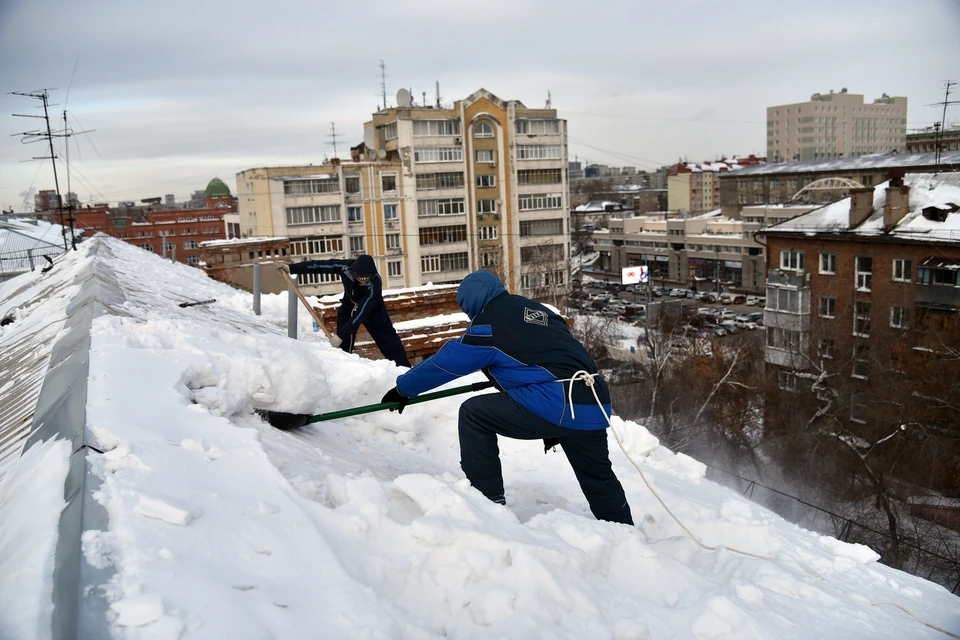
[205,177,233,208]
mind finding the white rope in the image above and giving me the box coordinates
[557,371,959,639]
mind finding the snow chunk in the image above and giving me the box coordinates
[110,593,164,626]
[135,496,194,526]
[818,535,880,566]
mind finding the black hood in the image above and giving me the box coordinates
[348,254,377,276]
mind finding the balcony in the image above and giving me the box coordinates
[915,284,960,309]
[766,269,809,289]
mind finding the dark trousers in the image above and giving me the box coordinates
[458,393,633,525]
[341,304,411,368]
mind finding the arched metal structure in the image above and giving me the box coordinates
[791,177,866,202]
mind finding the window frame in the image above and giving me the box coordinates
[892,258,912,283]
[855,255,873,292]
[890,305,909,329]
[780,250,804,271]
[476,174,496,188]
[853,300,871,338]
[383,204,398,221]
[387,260,402,277]
[474,122,494,138]
[476,149,495,163]
[818,296,836,319]
[819,252,836,275]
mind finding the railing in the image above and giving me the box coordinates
[0,246,67,280]
[766,269,808,288]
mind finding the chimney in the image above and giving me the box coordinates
[883,169,910,230]
[849,187,875,228]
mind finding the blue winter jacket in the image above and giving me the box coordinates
[396,270,612,430]
[289,255,382,338]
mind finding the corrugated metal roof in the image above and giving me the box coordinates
[725,150,960,177]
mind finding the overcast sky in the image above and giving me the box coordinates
[2,0,958,211]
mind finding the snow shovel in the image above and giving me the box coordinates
[273,261,342,347]
[258,381,496,430]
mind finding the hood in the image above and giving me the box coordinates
[457,270,507,319]
[348,254,377,276]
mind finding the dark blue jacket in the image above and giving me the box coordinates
[396,270,612,430]
[289,255,381,337]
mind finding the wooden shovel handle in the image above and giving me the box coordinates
[273,262,336,343]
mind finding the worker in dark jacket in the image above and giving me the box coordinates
[289,254,410,368]
[381,270,632,525]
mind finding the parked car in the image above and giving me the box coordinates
[671,289,686,297]
[720,310,737,321]
[733,295,747,305]
[733,314,758,329]
[747,312,764,322]
[651,287,663,297]
[720,320,739,333]
[719,293,733,305]
[661,287,673,297]
[745,296,760,306]
[703,323,727,337]
[758,297,766,307]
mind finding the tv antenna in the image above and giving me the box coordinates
[926,80,958,167]
[328,122,340,158]
[379,59,388,110]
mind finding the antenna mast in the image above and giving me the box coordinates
[379,59,387,110]
[927,80,958,167]
[328,122,340,158]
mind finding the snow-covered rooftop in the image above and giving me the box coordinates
[1,235,958,638]
[728,151,960,177]
[0,218,79,277]
[764,172,960,242]
[199,236,287,248]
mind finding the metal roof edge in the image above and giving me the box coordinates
[22,238,126,640]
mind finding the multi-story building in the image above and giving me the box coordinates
[719,151,960,216]
[667,156,765,215]
[588,204,816,292]
[238,89,570,299]
[906,125,960,155]
[767,89,907,162]
[762,172,960,425]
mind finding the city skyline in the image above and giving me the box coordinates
[1,0,958,211]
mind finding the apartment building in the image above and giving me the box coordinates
[719,151,960,216]
[767,89,907,163]
[666,156,764,215]
[762,172,960,426]
[236,89,569,298]
[589,204,816,292]
[906,126,960,155]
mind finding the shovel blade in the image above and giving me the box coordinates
[256,409,310,430]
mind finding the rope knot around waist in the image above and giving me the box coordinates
[558,370,608,422]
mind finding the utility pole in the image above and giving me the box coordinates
[11,90,68,251]
[926,80,958,168]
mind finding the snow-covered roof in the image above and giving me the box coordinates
[764,172,960,242]
[0,218,79,276]
[1,235,959,638]
[728,150,960,177]
[199,236,287,248]
[574,200,627,213]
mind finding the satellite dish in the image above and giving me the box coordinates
[378,148,387,159]
[396,88,412,108]
[366,150,376,160]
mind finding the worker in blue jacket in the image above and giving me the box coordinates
[289,254,410,368]
[381,270,633,525]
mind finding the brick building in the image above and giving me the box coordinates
[200,236,291,292]
[667,156,765,215]
[762,172,960,428]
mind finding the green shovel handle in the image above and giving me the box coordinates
[304,381,496,424]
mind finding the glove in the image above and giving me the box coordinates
[381,386,409,414]
[328,334,343,348]
[543,438,561,454]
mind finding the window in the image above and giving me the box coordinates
[518,193,562,211]
[520,244,564,263]
[347,206,363,223]
[780,250,804,271]
[853,301,871,337]
[414,146,463,163]
[754,195,763,204]
[890,306,909,329]
[383,204,398,221]
[385,234,401,250]
[285,205,341,225]
[480,251,501,267]
[517,145,562,160]
[383,122,398,140]
[778,370,798,392]
[520,219,564,236]
[478,226,499,240]
[765,287,809,314]
[819,252,836,274]
[421,252,469,273]
[476,174,496,188]
[387,261,402,278]
[345,176,361,194]
[819,336,835,359]
[850,392,867,424]
[518,169,562,185]
[290,236,343,256]
[184,255,200,266]
[766,326,802,351]
[419,225,467,245]
[183,240,199,250]
[413,120,461,136]
[476,149,495,163]
[818,296,836,318]
[138,243,153,252]
[852,345,869,379]
[299,271,340,285]
[349,236,364,253]
[474,122,494,138]
[416,172,464,190]
[855,256,872,291]
[417,198,465,217]
[283,177,339,195]
[515,119,560,135]
[918,266,960,286]
[381,174,397,192]
[477,199,497,215]
[892,258,911,282]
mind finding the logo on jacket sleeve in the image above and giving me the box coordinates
[523,307,548,326]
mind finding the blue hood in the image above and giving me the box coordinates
[457,270,507,319]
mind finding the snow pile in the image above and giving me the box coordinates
[1,236,958,639]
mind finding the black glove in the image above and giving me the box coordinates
[381,386,409,414]
[543,438,561,454]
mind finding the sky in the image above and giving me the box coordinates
[1,0,959,211]
[2,235,959,638]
